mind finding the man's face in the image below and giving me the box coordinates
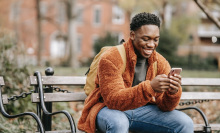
[130,25,160,59]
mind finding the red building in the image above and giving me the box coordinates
[0,0,130,66]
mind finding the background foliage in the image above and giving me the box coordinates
[0,30,37,132]
[93,32,118,55]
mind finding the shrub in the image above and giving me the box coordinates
[0,30,36,131]
[93,32,118,55]
[157,29,180,66]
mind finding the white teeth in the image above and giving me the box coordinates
[143,49,152,54]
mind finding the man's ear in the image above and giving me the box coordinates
[130,31,135,40]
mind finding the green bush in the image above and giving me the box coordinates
[80,32,118,67]
[93,32,118,55]
[0,31,37,131]
[177,54,218,70]
[157,29,218,70]
[157,29,180,66]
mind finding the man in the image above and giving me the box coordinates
[78,12,193,133]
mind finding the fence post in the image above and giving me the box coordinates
[42,67,54,131]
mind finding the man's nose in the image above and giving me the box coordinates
[146,40,155,48]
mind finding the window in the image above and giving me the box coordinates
[76,6,83,24]
[50,32,66,58]
[93,6,101,25]
[40,1,48,15]
[10,2,20,21]
[77,35,82,53]
[112,5,124,24]
[50,39,66,58]
[57,2,66,24]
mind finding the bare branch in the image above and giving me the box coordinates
[42,16,62,30]
[194,0,220,29]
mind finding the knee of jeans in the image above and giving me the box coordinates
[107,116,129,132]
[177,115,194,132]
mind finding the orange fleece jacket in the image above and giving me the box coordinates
[78,38,182,133]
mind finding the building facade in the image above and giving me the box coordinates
[0,0,130,66]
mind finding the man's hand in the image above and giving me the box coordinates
[168,74,182,94]
[150,74,170,93]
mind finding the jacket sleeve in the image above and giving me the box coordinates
[155,59,182,111]
[98,57,155,111]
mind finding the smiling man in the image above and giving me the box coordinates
[78,12,193,133]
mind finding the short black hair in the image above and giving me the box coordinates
[130,12,160,31]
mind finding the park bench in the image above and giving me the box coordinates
[1,67,220,133]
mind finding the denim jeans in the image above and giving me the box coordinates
[96,105,194,133]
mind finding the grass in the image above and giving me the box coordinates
[182,70,220,78]
[29,66,89,76]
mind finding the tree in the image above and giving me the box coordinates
[156,29,181,66]
[62,0,78,68]
[36,0,42,66]
[93,32,118,55]
[194,0,220,29]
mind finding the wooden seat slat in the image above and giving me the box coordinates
[29,76,220,86]
[194,124,220,131]
[30,92,220,103]
[181,92,220,100]
[182,78,220,86]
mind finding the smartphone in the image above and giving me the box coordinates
[168,68,182,77]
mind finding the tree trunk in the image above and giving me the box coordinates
[36,0,42,66]
[65,0,78,68]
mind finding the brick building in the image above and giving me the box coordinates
[0,0,130,66]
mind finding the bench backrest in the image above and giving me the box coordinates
[1,76,220,104]
[28,76,220,103]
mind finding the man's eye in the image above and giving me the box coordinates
[142,38,148,41]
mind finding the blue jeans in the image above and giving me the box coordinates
[96,105,194,133]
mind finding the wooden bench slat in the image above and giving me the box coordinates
[182,78,220,86]
[181,92,220,100]
[29,76,220,86]
[31,92,220,103]
[194,124,220,131]
[0,77,5,86]
[31,92,87,103]
[29,76,86,86]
